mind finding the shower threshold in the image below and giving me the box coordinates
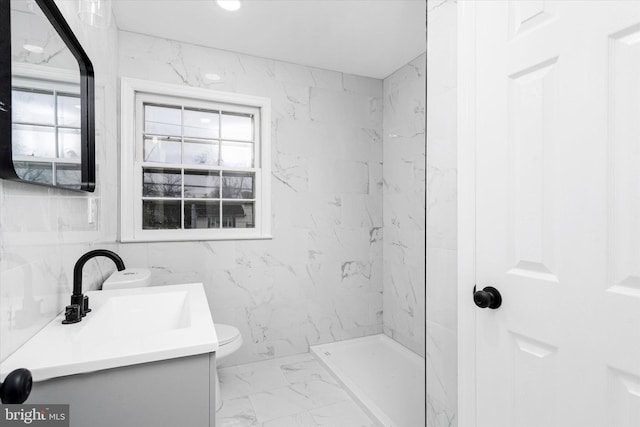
[311,334,425,427]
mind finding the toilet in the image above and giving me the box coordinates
[212,323,243,410]
[101,268,151,290]
[103,269,243,411]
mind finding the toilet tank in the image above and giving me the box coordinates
[102,268,151,290]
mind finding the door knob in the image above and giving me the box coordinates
[473,286,502,309]
[0,368,32,404]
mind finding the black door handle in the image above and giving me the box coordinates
[0,368,32,404]
[473,286,502,309]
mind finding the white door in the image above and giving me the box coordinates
[459,1,640,426]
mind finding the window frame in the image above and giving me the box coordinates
[120,78,272,242]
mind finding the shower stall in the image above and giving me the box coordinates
[311,48,427,427]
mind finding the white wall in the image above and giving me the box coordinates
[117,31,384,366]
[382,53,426,358]
[0,1,119,361]
[426,0,458,426]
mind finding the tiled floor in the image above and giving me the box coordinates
[215,353,377,427]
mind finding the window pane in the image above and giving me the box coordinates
[184,140,218,166]
[58,128,81,159]
[144,137,181,163]
[184,109,219,139]
[222,201,254,228]
[221,112,253,141]
[12,124,56,158]
[12,89,55,125]
[143,200,181,229]
[222,172,254,199]
[145,105,181,136]
[56,163,81,188]
[220,141,253,168]
[143,168,181,197]
[57,95,81,127]
[184,201,220,229]
[184,170,220,198]
[14,161,53,185]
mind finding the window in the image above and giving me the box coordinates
[11,74,82,188]
[121,78,271,242]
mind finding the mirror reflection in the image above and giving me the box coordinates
[7,0,92,191]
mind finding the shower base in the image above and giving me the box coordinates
[311,334,425,427]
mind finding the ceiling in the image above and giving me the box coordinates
[111,0,426,79]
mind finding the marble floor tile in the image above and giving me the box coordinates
[249,386,316,422]
[217,353,376,427]
[232,353,315,372]
[309,400,377,427]
[266,353,316,367]
[258,411,317,427]
[280,359,338,385]
[217,396,258,427]
[248,380,351,423]
[219,361,290,400]
[288,380,351,408]
[218,367,253,400]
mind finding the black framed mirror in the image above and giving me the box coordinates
[0,0,95,191]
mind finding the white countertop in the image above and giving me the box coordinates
[0,283,218,382]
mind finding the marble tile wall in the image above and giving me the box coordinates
[426,0,458,426]
[0,1,120,361]
[1,6,429,386]
[117,31,384,366]
[382,53,426,359]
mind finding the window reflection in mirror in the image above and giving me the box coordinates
[3,0,94,191]
[11,0,81,189]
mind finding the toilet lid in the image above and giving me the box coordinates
[215,324,240,346]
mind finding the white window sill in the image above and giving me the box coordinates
[119,233,273,243]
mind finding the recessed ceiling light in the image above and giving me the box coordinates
[23,44,44,54]
[205,73,222,81]
[200,118,212,123]
[217,0,241,12]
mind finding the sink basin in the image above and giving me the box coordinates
[0,283,218,382]
[76,291,191,340]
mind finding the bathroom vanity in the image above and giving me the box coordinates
[28,353,217,427]
[0,283,218,427]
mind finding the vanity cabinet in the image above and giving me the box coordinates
[27,353,216,427]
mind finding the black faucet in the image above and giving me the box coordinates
[63,249,125,324]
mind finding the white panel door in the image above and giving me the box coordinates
[461,1,640,426]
